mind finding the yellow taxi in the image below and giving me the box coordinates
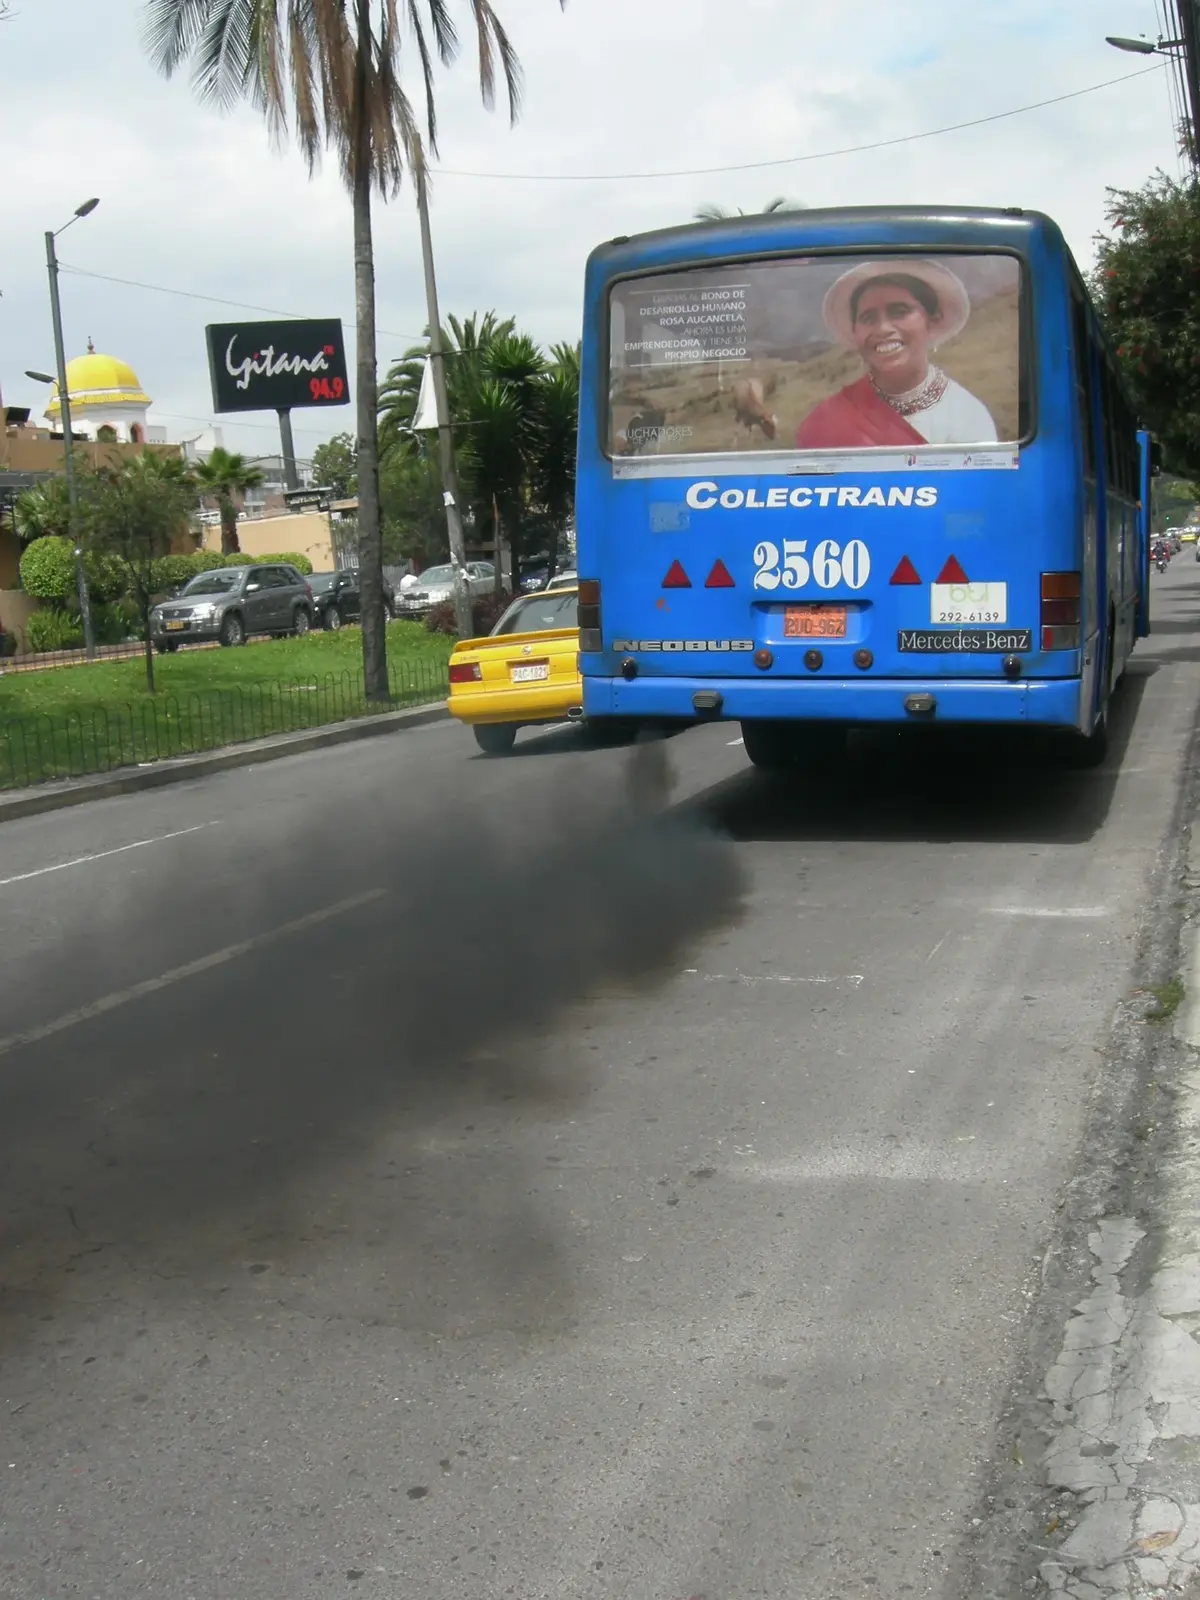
[1180,527,1199,544]
[447,586,580,754]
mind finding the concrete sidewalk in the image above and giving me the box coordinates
[0,699,449,823]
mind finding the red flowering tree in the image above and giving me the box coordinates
[1092,172,1200,473]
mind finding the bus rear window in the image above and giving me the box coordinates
[608,252,1024,460]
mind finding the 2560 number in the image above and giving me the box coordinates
[752,538,870,592]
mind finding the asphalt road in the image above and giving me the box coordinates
[2,557,1199,1600]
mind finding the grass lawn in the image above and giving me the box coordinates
[0,622,452,790]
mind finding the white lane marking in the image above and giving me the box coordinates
[732,1144,989,1183]
[1175,923,1200,1048]
[727,736,745,746]
[0,823,217,888]
[684,971,864,987]
[986,906,1109,919]
[0,888,384,1060]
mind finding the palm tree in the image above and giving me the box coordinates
[142,1,552,702]
[191,447,265,555]
[528,343,580,584]
[13,474,72,543]
[694,196,803,222]
[378,311,516,456]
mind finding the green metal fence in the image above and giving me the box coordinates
[0,658,449,791]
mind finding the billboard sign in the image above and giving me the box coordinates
[608,253,1021,462]
[205,318,350,414]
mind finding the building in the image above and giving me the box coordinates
[0,349,183,652]
[43,341,168,446]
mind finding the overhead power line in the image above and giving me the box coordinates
[432,63,1164,182]
[57,263,424,345]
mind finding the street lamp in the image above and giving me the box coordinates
[1106,34,1185,55]
[42,196,101,658]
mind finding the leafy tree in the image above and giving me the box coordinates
[190,446,263,555]
[379,451,448,567]
[1092,172,1200,473]
[694,196,803,222]
[144,0,557,702]
[312,432,358,499]
[79,452,197,693]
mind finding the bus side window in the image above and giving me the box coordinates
[1071,292,1095,476]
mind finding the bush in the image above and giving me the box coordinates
[19,536,77,601]
[424,590,513,638]
[223,550,315,574]
[151,553,203,593]
[91,598,144,643]
[26,607,84,653]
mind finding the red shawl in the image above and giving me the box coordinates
[795,375,926,450]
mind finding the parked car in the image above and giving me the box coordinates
[150,563,313,651]
[395,561,495,616]
[307,569,397,630]
[447,587,581,753]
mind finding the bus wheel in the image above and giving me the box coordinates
[1063,710,1109,770]
[742,726,800,774]
[581,716,636,746]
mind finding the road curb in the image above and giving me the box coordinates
[0,702,450,823]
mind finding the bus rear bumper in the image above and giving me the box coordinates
[583,675,1086,730]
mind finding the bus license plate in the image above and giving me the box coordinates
[510,662,550,682]
[931,582,1007,624]
[784,605,847,639]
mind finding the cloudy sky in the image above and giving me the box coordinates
[0,0,1184,460]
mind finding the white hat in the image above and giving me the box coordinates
[821,259,972,350]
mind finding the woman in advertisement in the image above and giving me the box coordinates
[795,260,999,449]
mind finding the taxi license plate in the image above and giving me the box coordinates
[510,662,550,682]
[784,605,848,639]
[165,620,187,631]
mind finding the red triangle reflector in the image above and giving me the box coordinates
[704,559,735,589]
[889,555,922,585]
[662,560,691,589]
[936,555,969,584]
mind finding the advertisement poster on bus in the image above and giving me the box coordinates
[608,253,1021,469]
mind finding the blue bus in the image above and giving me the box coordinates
[576,206,1151,767]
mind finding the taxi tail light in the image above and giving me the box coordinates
[448,661,482,683]
[578,577,602,652]
[1040,572,1081,651]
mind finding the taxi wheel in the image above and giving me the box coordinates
[473,724,518,756]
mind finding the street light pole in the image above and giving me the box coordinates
[1107,26,1200,165]
[44,198,100,659]
[414,159,473,639]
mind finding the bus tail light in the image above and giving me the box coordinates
[578,577,602,652]
[448,660,482,683]
[1040,572,1081,651]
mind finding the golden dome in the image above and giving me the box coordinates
[45,346,151,416]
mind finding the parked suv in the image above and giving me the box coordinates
[307,569,397,630]
[150,564,314,651]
